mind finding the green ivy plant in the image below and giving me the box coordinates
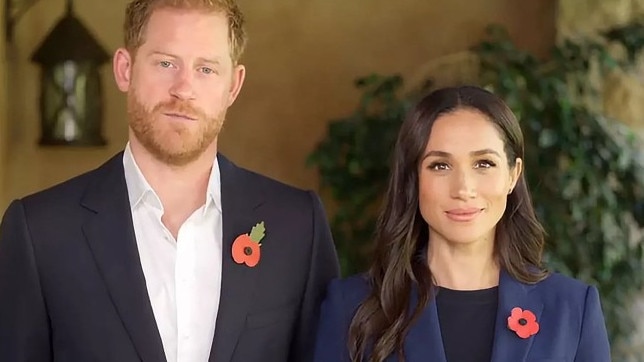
[308,23,644,355]
[306,74,421,274]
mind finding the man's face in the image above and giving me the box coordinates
[114,7,245,166]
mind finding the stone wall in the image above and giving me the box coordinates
[558,0,644,140]
[559,1,644,360]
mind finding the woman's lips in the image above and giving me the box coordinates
[445,208,483,222]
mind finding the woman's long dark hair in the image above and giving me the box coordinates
[348,86,548,362]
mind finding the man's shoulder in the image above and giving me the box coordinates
[221,154,316,202]
[19,152,123,210]
[232,161,303,191]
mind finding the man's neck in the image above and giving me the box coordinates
[128,138,217,238]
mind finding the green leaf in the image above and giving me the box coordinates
[249,222,265,243]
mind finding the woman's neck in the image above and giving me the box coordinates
[427,236,500,290]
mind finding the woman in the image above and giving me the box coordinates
[313,86,611,362]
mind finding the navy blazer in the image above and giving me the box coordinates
[314,269,611,361]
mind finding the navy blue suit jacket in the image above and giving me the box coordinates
[0,152,340,362]
[314,269,611,361]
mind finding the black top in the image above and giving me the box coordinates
[436,286,499,362]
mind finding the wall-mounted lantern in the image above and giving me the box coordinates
[6,0,110,146]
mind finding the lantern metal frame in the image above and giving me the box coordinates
[5,0,43,43]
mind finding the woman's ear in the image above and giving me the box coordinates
[509,157,523,193]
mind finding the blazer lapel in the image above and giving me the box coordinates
[490,270,543,362]
[209,154,264,362]
[398,288,447,362]
[80,153,166,362]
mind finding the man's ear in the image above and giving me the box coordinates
[226,64,246,106]
[113,48,133,92]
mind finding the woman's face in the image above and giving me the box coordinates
[418,108,521,248]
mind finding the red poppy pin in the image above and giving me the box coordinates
[232,221,265,267]
[507,307,539,339]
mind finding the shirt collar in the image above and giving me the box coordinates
[122,142,221,213]
[204,155,222,213]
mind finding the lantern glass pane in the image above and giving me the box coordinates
[39,60,106,146]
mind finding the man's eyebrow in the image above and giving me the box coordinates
[196,57,222,65]
[149,52,223,65]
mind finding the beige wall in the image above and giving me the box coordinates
[0,2,6,208]
[0,0,556,212]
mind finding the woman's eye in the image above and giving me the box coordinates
[428,162,450,171]
[475,160,496,169]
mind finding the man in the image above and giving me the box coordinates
[0,1,340,361]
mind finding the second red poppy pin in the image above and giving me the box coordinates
[507,307,539,339]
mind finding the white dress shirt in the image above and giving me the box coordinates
[123,144,222,362]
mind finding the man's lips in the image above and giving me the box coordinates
[163,112,197,121]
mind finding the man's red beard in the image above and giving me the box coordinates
[127,91,224,166]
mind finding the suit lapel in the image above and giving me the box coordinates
[490,270,543,362]
[209,154,264,362]
[397,288,447,362]
[80,153,166,362]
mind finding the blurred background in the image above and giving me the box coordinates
[0,0,643,360]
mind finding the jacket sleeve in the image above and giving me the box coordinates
[289,191,341,362]
[574,285,611,362]
[0,200,52,362]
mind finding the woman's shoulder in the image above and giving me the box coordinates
[539,271,592,290]
[314,274,373,361]
[534,271,599,303]
[323,273,374,310]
